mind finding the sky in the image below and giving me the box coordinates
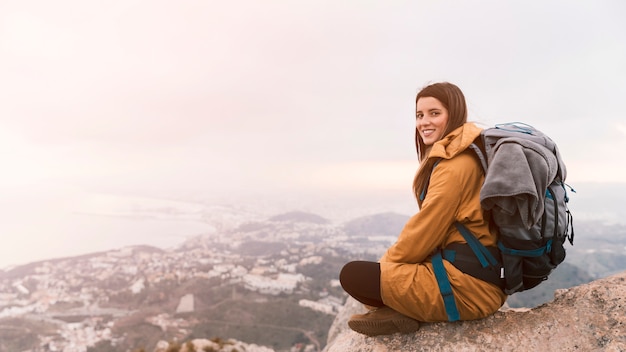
[1,0,625,268]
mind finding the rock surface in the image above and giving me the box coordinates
[324,271,626,352]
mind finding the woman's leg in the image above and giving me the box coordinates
[339,261,384,307]
[341,261,420,337]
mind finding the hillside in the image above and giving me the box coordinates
[0,213,349,352]
[343,212,409,237]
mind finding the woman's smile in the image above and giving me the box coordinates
[416,96,449,146]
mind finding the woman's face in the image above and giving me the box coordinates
[416,96,449,146]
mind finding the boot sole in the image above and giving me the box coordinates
[348,315,420,337]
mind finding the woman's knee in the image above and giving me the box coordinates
[340,261,380,287]
[339,261,357,287]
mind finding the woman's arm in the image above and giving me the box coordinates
[381,154,479,264]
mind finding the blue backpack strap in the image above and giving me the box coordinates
[498,241,552,257]
[422,158,461,321]
[433,222,503,322]
[454,222,500,267]
[419,159,442,201]
[431,250,460,322]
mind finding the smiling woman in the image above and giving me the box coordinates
[340,82,507,337]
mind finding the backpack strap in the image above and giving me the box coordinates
[424,153,503,322]
[443,243,504,289]
[419,159,441,201]
[432,222,505,322]
[453,223,500,267]
[498,240,552,257]
[467,142,488,174]
[431,250,461,322]
[421,158,461,321]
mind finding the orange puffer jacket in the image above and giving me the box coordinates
[379,122,507,322]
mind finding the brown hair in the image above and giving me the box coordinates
[412,82,468,200]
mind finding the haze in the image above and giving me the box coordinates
[1,1,625,268]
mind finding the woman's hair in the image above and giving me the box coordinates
[412,82,468,200]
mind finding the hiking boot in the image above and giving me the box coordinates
[348,306,420,337]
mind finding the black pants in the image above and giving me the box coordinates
[339,261,385,307]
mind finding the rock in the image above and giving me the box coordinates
[324,271,626,352]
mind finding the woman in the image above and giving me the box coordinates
[339,82,507,337]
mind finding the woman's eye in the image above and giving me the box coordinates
[416,114,423,119]
[432,111,439,116]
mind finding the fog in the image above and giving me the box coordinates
[1,1,625,268]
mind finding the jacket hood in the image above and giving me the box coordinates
[428,122,483,160]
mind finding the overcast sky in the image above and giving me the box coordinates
[1,1,625,267]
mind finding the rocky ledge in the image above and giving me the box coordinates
[325,271,626,352]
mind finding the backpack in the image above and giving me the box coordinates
[431,122,575,321]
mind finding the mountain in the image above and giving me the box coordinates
[343,212,409,237]
[268,211,330,224]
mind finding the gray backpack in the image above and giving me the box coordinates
[431,123,576,321]
[466,122,575,294]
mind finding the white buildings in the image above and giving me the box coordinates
[298,299,335,315]
[243,273,307,295]
[299,295,343,315]
[176,294,194,313]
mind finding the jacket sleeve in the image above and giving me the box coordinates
[380,155,476,264]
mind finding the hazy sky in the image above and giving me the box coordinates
[1,1,625,267]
